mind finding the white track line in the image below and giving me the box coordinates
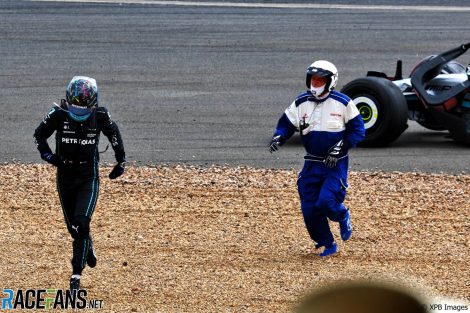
[28,0,470,12]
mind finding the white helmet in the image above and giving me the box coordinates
[306,60,338,99]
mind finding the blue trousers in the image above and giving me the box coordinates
[297,160,349,246]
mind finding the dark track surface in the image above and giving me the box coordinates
[1,0,469,173]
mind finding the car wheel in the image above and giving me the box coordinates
[341,77,408,147]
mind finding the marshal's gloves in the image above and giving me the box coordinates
[324,139,348,168]
[269,135,285,153]
[41,153,65,167]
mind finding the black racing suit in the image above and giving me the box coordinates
[34,102,125,275]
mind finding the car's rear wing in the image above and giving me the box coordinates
[411,42,470,105]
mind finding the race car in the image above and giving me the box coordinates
[341,42,470,146]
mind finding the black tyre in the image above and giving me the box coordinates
[341,77,408,147]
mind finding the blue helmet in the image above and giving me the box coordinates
[65,76,98,122]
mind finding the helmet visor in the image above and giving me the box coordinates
[311,75,327,87]
[67,103,94,116]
